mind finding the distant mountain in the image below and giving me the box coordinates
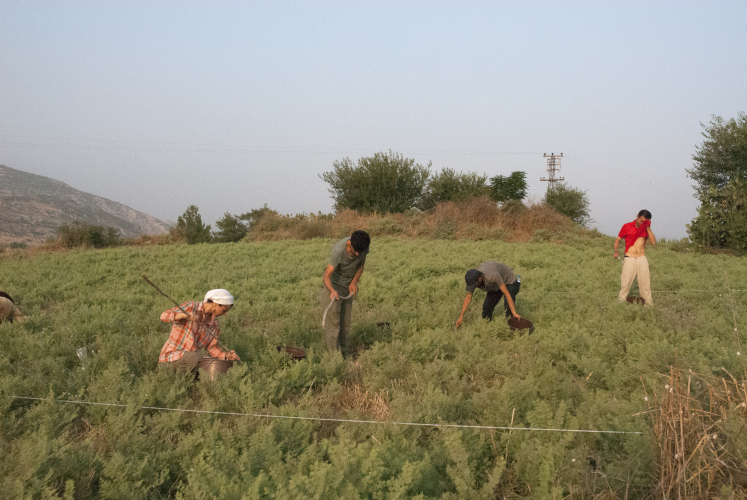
[0,165,172,245]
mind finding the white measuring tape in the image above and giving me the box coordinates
[5,396,642,434]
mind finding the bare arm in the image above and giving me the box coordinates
[205,334,240,361]
[499,283,520,319]
[613,236,622,259]
[349,263,365,295]
[456,293,472,327]
[323,264,339,300]
[647,227,656,246]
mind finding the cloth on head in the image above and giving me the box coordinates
[618,220,652,253]
[203,289,234,305]
[637,219,651,235]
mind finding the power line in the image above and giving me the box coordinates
[0,136,542,156]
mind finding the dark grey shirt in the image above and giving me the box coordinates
[466,261,516,293]
[328,238,368,292]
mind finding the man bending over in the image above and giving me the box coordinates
[321,230,370,353]
[456,261,520,328]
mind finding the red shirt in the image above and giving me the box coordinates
[159,301,226,362]
[618,220,650,253]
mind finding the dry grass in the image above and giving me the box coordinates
[1,198,585,257]
[248,197,581,243]
[330,383,392,421]
[638,366,747,499]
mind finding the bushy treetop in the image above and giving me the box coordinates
[489,171,528,203]
[321,151,430,214]
[418,168,489,211]
[687,113,747,198]
[173,205,211,244]
[543,183,592,228]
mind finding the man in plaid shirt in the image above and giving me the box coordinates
[159,288,240,372]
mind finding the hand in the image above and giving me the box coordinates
[349,283,358,296]
[455,317,463,328]
[512,312,521,320]
[613,251,618,259]
[329,290,340,301]
[175,312,194,322]
[224,350,240,361]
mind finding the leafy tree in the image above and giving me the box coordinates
[418,169,489,210]
[687,113,747,198]
[489,171,528,203]
[173,205,211,244]
[212,213,247,243]
[687,178,747,252]
[543,183,592,227]
[321,150,430,213]
[686,113,747,251]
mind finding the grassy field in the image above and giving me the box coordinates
[1,236,746,498]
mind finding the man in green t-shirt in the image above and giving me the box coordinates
[321,230,371,353]
[455,261,521,328]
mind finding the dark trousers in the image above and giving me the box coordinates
[482,281,520,321]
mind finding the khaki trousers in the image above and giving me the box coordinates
[162,351,204,374]
[619,255,653,305]
[320,288,352,353]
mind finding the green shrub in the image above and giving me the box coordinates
[419,169,490,211]
[531,229,552,242]
[212,212,247,243]
[431,219,457,240]
[490,171,528,203]
[687,179,747,253]
[368,217,404,236]
[57,221,120,248]
[543,183,592,227]
[171,205,211,244]
[321,150,430,214]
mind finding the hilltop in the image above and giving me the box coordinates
[0,165,171,244]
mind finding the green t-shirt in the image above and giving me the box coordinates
[328,237,368,292]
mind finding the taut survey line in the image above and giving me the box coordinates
[5,396,642,435]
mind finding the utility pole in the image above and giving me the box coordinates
[540,152,564,191]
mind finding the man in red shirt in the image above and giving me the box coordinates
[613,210,656,305]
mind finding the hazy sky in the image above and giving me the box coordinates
[1,1,745,239]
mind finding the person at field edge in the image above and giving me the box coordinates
[321,230,370,354]
[0,292,26,323]
[456,262,521,328]
[158,288,240,373]
[614,209,656,305]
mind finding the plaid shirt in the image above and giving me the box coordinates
[158,301,226,363]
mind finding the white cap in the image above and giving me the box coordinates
[203,289,234,305]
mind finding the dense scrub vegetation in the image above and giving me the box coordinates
[687,113,747,253]
[57,222,121,249]
[320,150,532,215]
[1,235,745,498]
